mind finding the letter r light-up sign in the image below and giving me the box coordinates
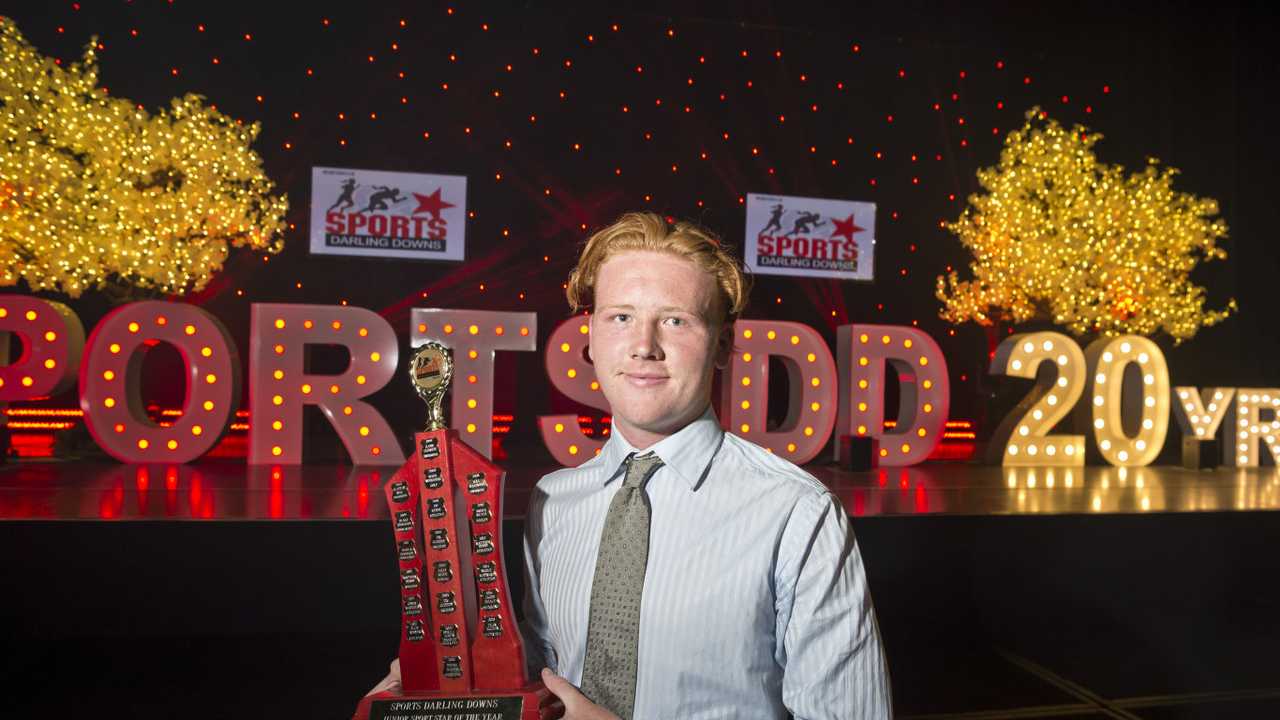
[248,304,402,465]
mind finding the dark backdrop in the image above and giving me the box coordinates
[4,1,1275,460]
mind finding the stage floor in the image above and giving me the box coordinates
[1,460,1277,520]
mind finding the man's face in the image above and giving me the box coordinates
[589,250,732,448]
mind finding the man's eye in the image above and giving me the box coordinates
[665,317,685,326]
[612,314,630,322]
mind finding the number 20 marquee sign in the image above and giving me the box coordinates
[1,294,1275,469]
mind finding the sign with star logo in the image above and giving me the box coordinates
[310,166,467,261]
[745,192,875,281]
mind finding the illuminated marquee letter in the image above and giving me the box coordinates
[837,324,949,466]
[1080,336,1170,467]
[79,301,238,463]
[0,295,85,403]
[409,308,536,459]
[721,320,836,463]
[249,304,401,465]
[989,332,1087,466]
[539,315,606,466]
[1228,389,1280,467]
[1172,387,1234,441]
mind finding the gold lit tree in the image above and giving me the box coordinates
[936,108,1235,346]
[0,18,288,299]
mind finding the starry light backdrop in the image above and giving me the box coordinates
[3,1,1272,462]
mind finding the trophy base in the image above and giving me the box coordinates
[353,683,563,720]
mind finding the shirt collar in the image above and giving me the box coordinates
[599,406,725,491]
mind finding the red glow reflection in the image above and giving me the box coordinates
[269,466,284,519]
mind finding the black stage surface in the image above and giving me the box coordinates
[3,461,1279,718]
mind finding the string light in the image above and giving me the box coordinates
[0,21,287,298]
[937,108,1235,344]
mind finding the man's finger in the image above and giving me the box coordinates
[540,668,584,710]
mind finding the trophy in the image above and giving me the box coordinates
[353,342,561,720]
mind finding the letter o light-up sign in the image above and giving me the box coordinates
[248,304,402,465]
[838,324,950,466]
[79,301,238,463]
[409,308,536,459]
[721,320,836,464]
[0,296,85,403]
[989,332,1087,466]
[539,315,606,466]
[1082,335,1170,467]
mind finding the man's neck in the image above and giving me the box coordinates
[612,404,711,451]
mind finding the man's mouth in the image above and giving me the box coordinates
[623,372,669,387]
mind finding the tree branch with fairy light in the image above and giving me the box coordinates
[936,107,1235,348]
[0,17,288,301]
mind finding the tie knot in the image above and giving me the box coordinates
[623,452,664,489]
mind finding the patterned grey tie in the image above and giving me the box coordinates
[579,451,664,720]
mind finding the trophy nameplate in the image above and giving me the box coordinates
[354,342,561,720]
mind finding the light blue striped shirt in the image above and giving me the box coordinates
[522,407,892,719]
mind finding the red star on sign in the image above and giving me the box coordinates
[412,188,455,219]
[829,214,864,244]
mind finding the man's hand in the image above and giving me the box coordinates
[540,668,620,720]
[365,657,402,697]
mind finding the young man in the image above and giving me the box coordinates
[370,213,890,718]
[527,213,891,719]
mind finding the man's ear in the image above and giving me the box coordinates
[713,321,734,369]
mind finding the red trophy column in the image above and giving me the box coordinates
[353,342,560,720]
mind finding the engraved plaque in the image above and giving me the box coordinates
[440,623,459,647]
[426,497,446,520]
[429,528,449,550]
[473,532,495,555]
[420,437,440,460]
[482,615,504,638]
[436,592,457,614]
[423,466,443,490]
[479,589,500,611]
[471,502,492,523]
[442,656,463,679]
[466,472,488,495]
[390,481,411,504]
[432,560,453,583]
[475,561,498,585]
[397,539,418,561]
[394,510,414,532]
[400,568,421,591]
[406,619,425,642]
[402,594,423,616]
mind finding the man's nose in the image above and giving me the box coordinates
[629,320,662,359]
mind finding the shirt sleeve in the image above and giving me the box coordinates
[519,486,558,676]
[775,490,892,719]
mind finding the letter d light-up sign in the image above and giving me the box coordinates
[249,304,403,465]
[838,324,950,466]
[354,343,560,720]
[721,320,837,464]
